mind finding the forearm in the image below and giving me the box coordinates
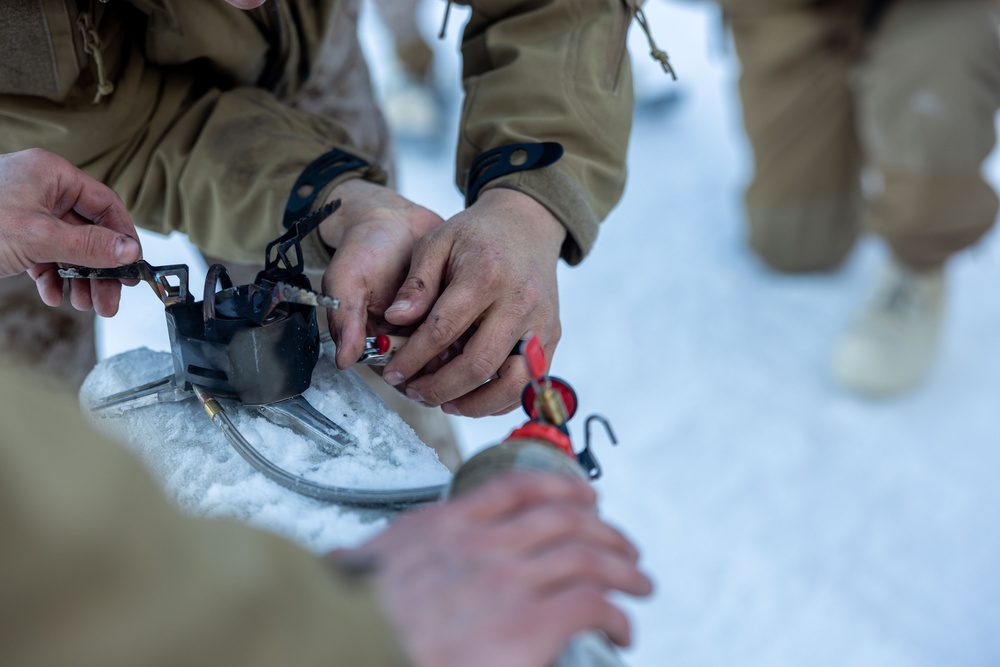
[456,0,635,264]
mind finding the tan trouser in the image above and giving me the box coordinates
[724,0,1000,270]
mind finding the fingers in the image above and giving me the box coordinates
[318,189,442,369]
[29,214,140,269]
[383,236,448,327]
[69,274,94,312]
[439,344,530,417]
[330,301,369,370]
[484,500,639,562]
[49,212,135,315]
[523,541,652,598]
[0,150,136,317]
[539,584,634,648]
[20,148,139,258]
[357,472,598,573]
[382,283,485,393]
[361,469,648,665]
[322,256,372,369]
[70,219,141,267]
[407,315,558,417]
[379,237,454,386]
[90,279,124,317]
[29,265,64,307]
[455,471,597,521]
[24,148,134,237]
[65,165,138,239]
[329,301,369,370]
[469,479,651,599]
[378,200,563,412]
[28,256,124,317]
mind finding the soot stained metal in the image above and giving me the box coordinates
[60,204,619,508]
[60,201,445,507]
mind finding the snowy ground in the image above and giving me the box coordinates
[98,3,1000,666]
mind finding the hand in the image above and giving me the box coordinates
[319,179,444,369]
[0,148,141,317]
[346,471,652,667]
[380,188,566,417]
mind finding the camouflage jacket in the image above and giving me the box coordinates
[0,0,634,267]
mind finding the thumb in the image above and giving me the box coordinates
[38,219,141,268]
[385,239,448,325]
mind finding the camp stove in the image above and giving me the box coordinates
[62,202,620,508]
[61,200,445,507]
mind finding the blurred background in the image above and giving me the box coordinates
[98,2,1000,665]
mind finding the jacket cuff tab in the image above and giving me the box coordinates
[465,142,564,208]
[285,149,370,228]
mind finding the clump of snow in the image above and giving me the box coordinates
[80,345,450,553]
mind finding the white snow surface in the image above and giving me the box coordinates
[93,2,1000,666]
[81,348,449,552]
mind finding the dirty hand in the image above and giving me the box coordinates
[346,471,652,667]
[0,148,141,317]
[380,188,565,417]
[319,178,444,369]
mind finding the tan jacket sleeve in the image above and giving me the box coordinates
[0,365,411,667]
[0,1,384,269]
[456,0,635,265]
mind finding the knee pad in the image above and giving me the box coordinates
[746,194,860,273]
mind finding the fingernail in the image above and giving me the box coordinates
[406,388,424,403]
[386,300,410,314]
[441,402,460,416]
[116,237,139,264]
[383,371,405,386]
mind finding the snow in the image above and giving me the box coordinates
[93,2,1000,666]
[82,348,449,551]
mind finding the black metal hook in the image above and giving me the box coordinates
[577,414,618,480]
[263,199,341,283]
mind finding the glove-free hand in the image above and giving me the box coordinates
[345,471,653,667]
[0,149,142,317]
[380,188,566,417]
[319,179,444,370]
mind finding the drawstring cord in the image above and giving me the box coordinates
[435,0,676,81]
[77,12,114,104]
[626,0,677,80]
